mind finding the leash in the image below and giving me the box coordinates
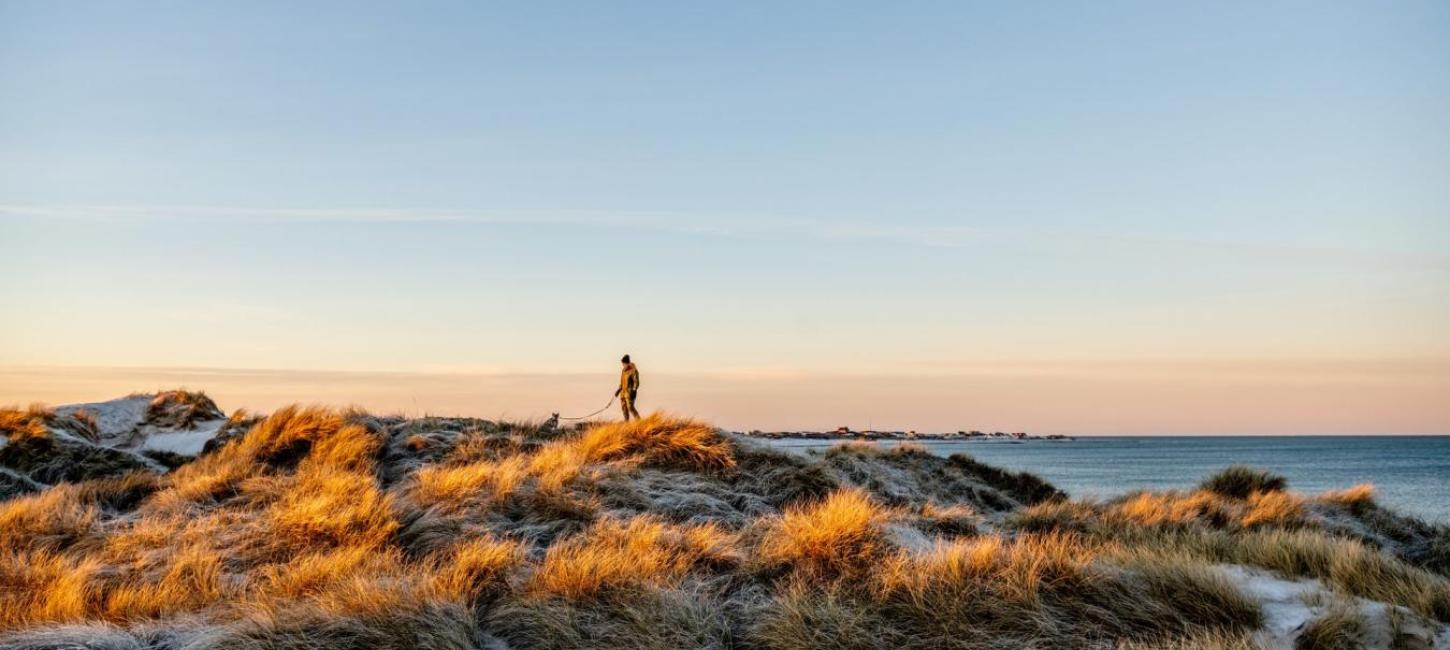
[558,395,616,421]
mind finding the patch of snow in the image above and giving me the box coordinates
[47,394,227,458]
[1218,564,1445,650]
[54,396,150,440]
[1219,565,1322,648]
[138,420,224,456]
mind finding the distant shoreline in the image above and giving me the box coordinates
[733,429,1074,441]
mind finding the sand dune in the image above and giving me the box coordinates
[2,392,1447,649]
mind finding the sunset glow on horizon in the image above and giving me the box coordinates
[3,2,1447,433]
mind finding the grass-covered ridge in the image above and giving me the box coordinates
[1,401,1447,649]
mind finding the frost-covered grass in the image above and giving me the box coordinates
[0,402,1444,649]
[1011,469,1450,623]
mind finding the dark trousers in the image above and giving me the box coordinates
[620,389,641,421]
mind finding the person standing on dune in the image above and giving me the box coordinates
[616,354,641,421]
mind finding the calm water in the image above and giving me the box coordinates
[763,436,1450,523]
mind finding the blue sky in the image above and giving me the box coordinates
[2,2,1447,431]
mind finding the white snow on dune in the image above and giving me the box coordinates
[51,394,226,457]
[138,420,225,456]
[54,396,150,441]
[1222,565,1318,648]
[1220,565,1444,650]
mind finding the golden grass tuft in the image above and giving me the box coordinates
[529,516,737,599]
[427,536,527,604]
[1117,631,1267,650]
[0,404,54,441]
[0,549,100,631]
[256,545,397,600]
[524,442,589,491]
[148,406,377,515]
[1018,487,1308,533]
[876,533,1097,604]
[1239,490,1308,528]
[1115,491,1240,528]
[263,420,396,555]
[235,405,372,465]
[0,484,100,552]
[517,413,733,492]
[828,440,882,455]
[101,543,228,621]
[573,413,735,473]
[414,456,528,506]
[757,488,888,578]
[264,469,398,554]
[1317,484,1376,508]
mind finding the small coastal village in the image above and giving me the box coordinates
[736,427,1075,441]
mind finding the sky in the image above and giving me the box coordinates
[1,1,1447,433]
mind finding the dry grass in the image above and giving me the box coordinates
[0,405,422,633]
[0,484,100,552]
[755,488,888,579]
[427,536,527,604]
[0,404,54,442]
[144,389,222,429]
[915,501,980,537]
[2,405,1437,649]
[1015,496,1450,621]
[1223,529,1450,621]
[1105,546,1266,630]
[490,584,733,650]
[1317,483,1376,509]
[1016,485,1310,534]
[1117,631,1267,650]
[573,413,735,473]
[147,405,372,515]
[415,456,528,506]
[748,582,900,650]
[889,534,1260,634]
[945,453,1066,505]
[752,532,1261,649]
[512,413,730,492]
[61,409,100,442]
[1295,597,1365,650]
[255,544,401,601]
[101,544,229,620]
[529,515,738,599]
[264,469,397,554]
[0,549,99,630]
[1200,466,1289,499]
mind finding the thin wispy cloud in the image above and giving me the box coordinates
[0,203,982,248]
[2,203,1441,269]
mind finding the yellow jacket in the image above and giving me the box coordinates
[618,363,640,395]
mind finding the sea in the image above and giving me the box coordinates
[762,436,1450,523]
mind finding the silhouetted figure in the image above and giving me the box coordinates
[615,354,641,421]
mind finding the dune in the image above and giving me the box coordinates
[1,392,1447,649]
